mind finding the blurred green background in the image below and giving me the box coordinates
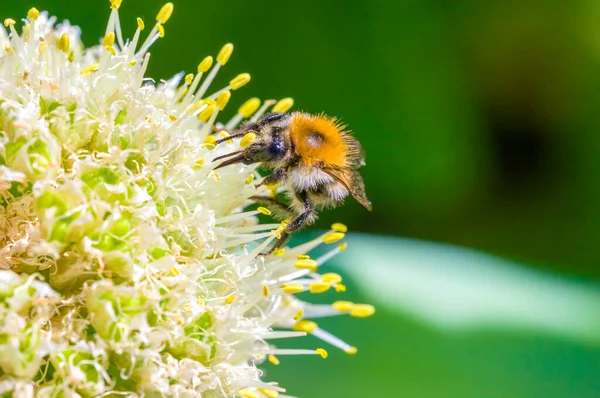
[5,0,600,396]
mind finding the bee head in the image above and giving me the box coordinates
[213,113,291,169]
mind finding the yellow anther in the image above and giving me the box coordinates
[350,304,375,318]
[294,259,318,271]
[204,135,217,150]
[297,254,310,260]
[137,17,145,30]
[332,301,354,312]
[204,98,217,105]
[58,33,70,52]
[238,389,259,398]
[23,23,30,39]
[105,45,116,56]
[156,23,165,38]
[267,354,280,365]
[262,285,269,296]
[211,171,220,183]
[197,297,205,306]
[198,55,213,72]
[230,73,251,90]
[257,207,271,216]
[3,19,15,27]
[169,115,177,122]
[240,132,256,148]
[272,225,285,239]
[225,295,236,304]
[194,158,205,169]
[68,51,75,63]
[338,242,348,252]
[245,174,255,185]
[272,97,294,113]
[331,223,348,233]
[4,44,14,55]
[110,0,123,9]
[345,346,358,355]
[258,388,279,398]
[281,283,303,294]
[273,248,285,256]
[322,273,342,284]
[238,97,261,118]
[309,282,331,294]
[216,90,232,110]
[103,32,115,47]
[316,348,328,359]
[293,308,303,321]
[323,232,345,244]
[37,41,47,53]
[199,104,216,122]
[293,320,317,333]
[156,2,174,24]
[28,8,40,20]
[335,283,347,293]
[169,267,180,276]
[217,43,234,65]
[182,303,192,313]
[184,73,194,85]
[128,60,136,66]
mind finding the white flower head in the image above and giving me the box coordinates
[0,2,375,396]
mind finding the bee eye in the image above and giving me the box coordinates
[306,132,324,149]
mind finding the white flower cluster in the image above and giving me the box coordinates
[0,2,374,397]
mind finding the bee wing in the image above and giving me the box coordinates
[325,167,372,211]
[344,135,367,170]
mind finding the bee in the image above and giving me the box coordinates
[212,112,371,254]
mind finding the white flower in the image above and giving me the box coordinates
[0,2,374,396]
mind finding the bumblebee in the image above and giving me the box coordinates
[213,112,371,253]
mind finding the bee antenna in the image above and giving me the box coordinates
[213,131,248,146]
[213,150,244,162]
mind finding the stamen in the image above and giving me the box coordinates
[323,232,344,244]
[216,90,231,110]
[321,273,342,284]
[267,355,280,365]
[226,97,261,129]
[272,97,294,113]
[240,133,256,148]
[217,43,234,65]
[259,388,280,398]
[293,309,303,320]
[27,8,40,20]
[309,282,330,294]
[293,320,317,333]
[257,207,271,216]
[250,100,276,122]
[58,34,70,53]
[312,328,355,354]
[294,259,317,271]
[350,304,375,318]
[332,301,353,312]
[156,3,174,24]
[331,222,348,233]
[238,389,259,398]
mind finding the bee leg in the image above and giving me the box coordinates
[284,191,315,233]
[255,168,287,189]
[249,195,296,219]
[259,231,292,256]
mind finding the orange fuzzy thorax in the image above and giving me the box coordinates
[289,112,348,167]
